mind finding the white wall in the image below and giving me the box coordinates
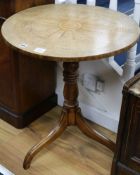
[56,59,124,133]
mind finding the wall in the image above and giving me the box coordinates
[56,59,125,133]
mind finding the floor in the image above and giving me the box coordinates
[0,106,116,175]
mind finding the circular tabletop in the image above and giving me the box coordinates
[1,4,140,62]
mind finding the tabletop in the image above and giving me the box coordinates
[1,4,140,62]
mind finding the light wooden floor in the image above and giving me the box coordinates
[0,106,116,175]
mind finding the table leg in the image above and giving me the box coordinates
[23,62,115,170]
[76,113,115,152]
[23,111,67,169]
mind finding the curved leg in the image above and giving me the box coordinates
[23,112,67,170]
[76,112,116,152]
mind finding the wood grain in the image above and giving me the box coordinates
[2,4,140,62]
[111,73,140,175]
[0,106,116,175]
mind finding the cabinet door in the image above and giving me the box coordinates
[0,0,54,18]
[0,0,14,17]
[0,19,16,109]
[14,0,54,13]
[121,98,140,172]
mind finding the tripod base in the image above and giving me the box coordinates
[23,107,115,169]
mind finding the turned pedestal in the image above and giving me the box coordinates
[23,62,115,169]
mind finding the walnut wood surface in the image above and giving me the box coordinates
[111,73,140,175]
[2,4,140,62]
[0,0,54,18]
[23,62,115,169]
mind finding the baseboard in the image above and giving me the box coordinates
[80,102,119,133]
[0,94,57,129]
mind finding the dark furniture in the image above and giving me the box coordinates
[111,73,140,175]
[0,0,57,128]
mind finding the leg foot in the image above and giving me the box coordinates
[23,112,67,169]
[76,113,116,152]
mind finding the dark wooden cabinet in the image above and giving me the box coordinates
[0,0,54,18]
[0,0,57,128]
[111,74,140,175]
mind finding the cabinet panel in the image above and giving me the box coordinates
[0,18,16,110]
[0,0,54,18]
[0,0,14,17]
[16,52,56,113]
[0,0,57,128]
[111,74,140,175]
[122,99,140,171]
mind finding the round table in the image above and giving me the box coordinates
[1,4,140,170]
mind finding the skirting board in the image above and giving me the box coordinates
[57,95,119,133]
[80,103,119,133]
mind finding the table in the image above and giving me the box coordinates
[1,4,140,170]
